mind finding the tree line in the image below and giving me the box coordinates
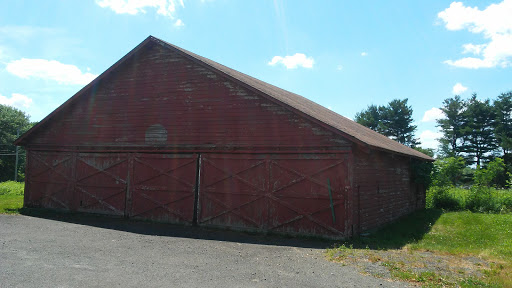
[355,92,512,188]
[437,93,511,167]
[0,105,35,182]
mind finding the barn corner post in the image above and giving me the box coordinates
[14,128,19,182]
[23,148,31,209]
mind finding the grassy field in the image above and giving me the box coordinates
[409,211,512,260]
[327,209,512,287]
[0,181,24,214]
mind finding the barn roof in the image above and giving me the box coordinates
[15,36,433,161]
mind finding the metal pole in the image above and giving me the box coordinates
[14,128,19,182]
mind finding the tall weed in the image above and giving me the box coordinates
[426,186,462,211]
[426,185,512,213]
[0,181,24,196]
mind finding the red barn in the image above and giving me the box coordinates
[15,36,432,238]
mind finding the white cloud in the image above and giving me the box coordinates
[452,82,468,94]
[462,43,486,55]
[443,57,494,69]
[336,65,343,70]
[96,0,184,18]
[361,52,368,56]
[268,53,314,69]
[6,58,98,85]
[0,93,33,109]
[174,19,184,27]
[0,26,60,42]
[438,0,512,69]
[419,130,443,149]
[422,107,445,122]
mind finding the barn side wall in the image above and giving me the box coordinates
[353,147,423,233]
[25,42,350,152]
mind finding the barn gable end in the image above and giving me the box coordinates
[21,41,351,152]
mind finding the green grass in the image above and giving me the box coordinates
[327,209,512,287]
[409,211,512,260]
[0,181,24,214]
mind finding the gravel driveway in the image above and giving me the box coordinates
[0,213,409,287]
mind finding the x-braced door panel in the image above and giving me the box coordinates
[198,154,350,237]
[75,153,129,216]
[198,154,269,229]
[26,151,74,210]
[130,154,197,224]
[268,155,350,237]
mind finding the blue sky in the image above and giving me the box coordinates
[1,0,511,150]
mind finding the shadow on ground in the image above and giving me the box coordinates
[344,209,443,250]
[19,208,335,249]
[19,208,443,250]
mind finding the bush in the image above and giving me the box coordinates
[426,186,462,211]
[466,186,500,213]
[0,181,24,196]
[474,158,507,188]
[432,157,465,187]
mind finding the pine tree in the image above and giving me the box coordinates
[494,92,512,166]
[354,104,382,132]
[459,95,498,166]
[379,99,419,147]
[355,99,419,147]
[437,96,466,157]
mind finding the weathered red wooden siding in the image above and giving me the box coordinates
[24,150,354,238]
[25,151,75,210]
[198,153,352,237]
[129,153,198,223]
[353,148,418,233]
[75,153,130,216]
[26,42,350,152]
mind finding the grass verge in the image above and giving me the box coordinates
[326,209,512,287]
[0,181,24,214]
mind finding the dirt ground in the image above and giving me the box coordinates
[0,213,411,288]
[328,246,495,286]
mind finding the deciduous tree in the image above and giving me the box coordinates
[0,105,33,181]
